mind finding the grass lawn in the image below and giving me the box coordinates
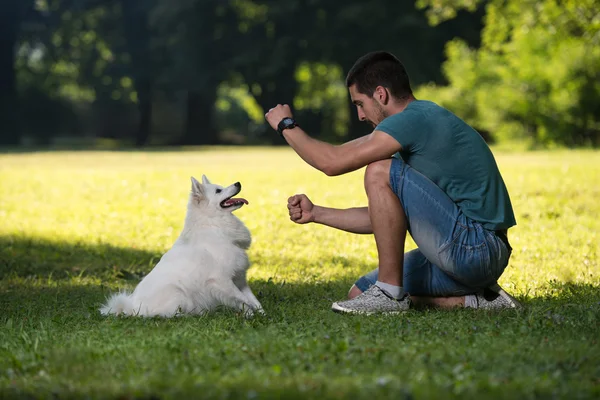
[0,147,599,399]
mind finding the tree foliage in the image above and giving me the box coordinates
[417,0,600,146]
[7,0,596,147]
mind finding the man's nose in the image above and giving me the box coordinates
[357,108,366,121]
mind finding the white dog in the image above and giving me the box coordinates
[100,175,263,317]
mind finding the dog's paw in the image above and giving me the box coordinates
[240,304,265,319]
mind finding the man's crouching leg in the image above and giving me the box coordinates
[331,160,411,315]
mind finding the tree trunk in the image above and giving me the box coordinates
[0,8,21,146]
[255,79,299,145]
[295,109,324,140]
[256,91,285,145]
[121,0,153,147]
[134,79,152,147]
[181,90,219,145]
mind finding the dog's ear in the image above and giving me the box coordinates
[190,176,205,196]
[202,175,211,185]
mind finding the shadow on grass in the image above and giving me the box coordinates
[2,276,599,362]
[0,234,163,281]
[0,277,352,320]
[0,234,358,320]
[2,234,599,319]
[0,234,370,283]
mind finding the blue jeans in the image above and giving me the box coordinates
[355,158,511,296]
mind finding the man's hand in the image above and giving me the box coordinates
[287,194,315,224]
[265,104,293,132]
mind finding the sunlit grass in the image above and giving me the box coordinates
[0,148,598,399]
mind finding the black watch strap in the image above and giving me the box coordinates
[277,117,298,137]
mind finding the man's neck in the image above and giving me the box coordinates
[386,95,416,116]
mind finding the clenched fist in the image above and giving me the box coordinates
[287,194,315,224]
[265,104,293,132]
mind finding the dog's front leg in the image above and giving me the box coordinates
[239,285,264,315]
[232,272,264,315]
[208,279,258,318]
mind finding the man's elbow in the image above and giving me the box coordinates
[321,162,344,177]
[318,147,348,176]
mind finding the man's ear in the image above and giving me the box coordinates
[191,176,204,196]
[374,86,390,105]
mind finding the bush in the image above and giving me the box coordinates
[416,0,600,147]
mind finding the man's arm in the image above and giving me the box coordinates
[265,104,402,176]
[288,194,372,234]
[313,205,372,234]
[282,127,400,176]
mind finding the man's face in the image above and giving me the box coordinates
[348,84,388,128]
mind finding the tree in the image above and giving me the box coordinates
[0,0,36,146]
[417,0,600,146]
[150,0,242,145]
[15,0,146,144]
[8,0,489,147]
[120,0,155,147]
[220,0,484,141]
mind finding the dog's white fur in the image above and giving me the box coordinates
[100,175,263,317]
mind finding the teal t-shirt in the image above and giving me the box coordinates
[375,100,516,231]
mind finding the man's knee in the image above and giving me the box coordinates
[364,159,392,189]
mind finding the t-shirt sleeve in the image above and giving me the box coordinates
[374,108,424,153]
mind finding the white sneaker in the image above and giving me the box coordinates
[331,285,411,315]
[476,283,522,309]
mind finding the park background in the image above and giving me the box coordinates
[1,0,599,399]
[1,0,598,149]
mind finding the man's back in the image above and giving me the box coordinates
[376,100,516,231]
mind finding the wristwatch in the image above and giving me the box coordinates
[277,117,298,137]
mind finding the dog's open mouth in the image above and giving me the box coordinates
[220,192,249,208]
[220,197,248,208]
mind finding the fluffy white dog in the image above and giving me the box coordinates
[100,175,263,317]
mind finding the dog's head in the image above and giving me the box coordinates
[190,175,248,213]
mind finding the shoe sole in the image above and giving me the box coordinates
[331,302,407,315]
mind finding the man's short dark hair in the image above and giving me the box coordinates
[346,51,413,100]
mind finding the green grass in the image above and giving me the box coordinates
[0,148,599,399]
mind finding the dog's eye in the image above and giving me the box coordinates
[216,189,222,193]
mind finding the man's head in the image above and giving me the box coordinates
[346,51,413,127]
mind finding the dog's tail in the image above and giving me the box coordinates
[100,291,135,316]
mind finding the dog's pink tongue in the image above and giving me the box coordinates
[224,197,249,206]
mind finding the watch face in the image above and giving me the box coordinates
[278,117,297,136]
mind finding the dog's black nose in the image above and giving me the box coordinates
[234,182,241,189]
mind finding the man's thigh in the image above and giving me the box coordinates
[389,157,460,268]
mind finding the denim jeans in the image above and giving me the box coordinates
[355,157,512,296]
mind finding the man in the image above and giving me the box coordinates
[264,51,521,314]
